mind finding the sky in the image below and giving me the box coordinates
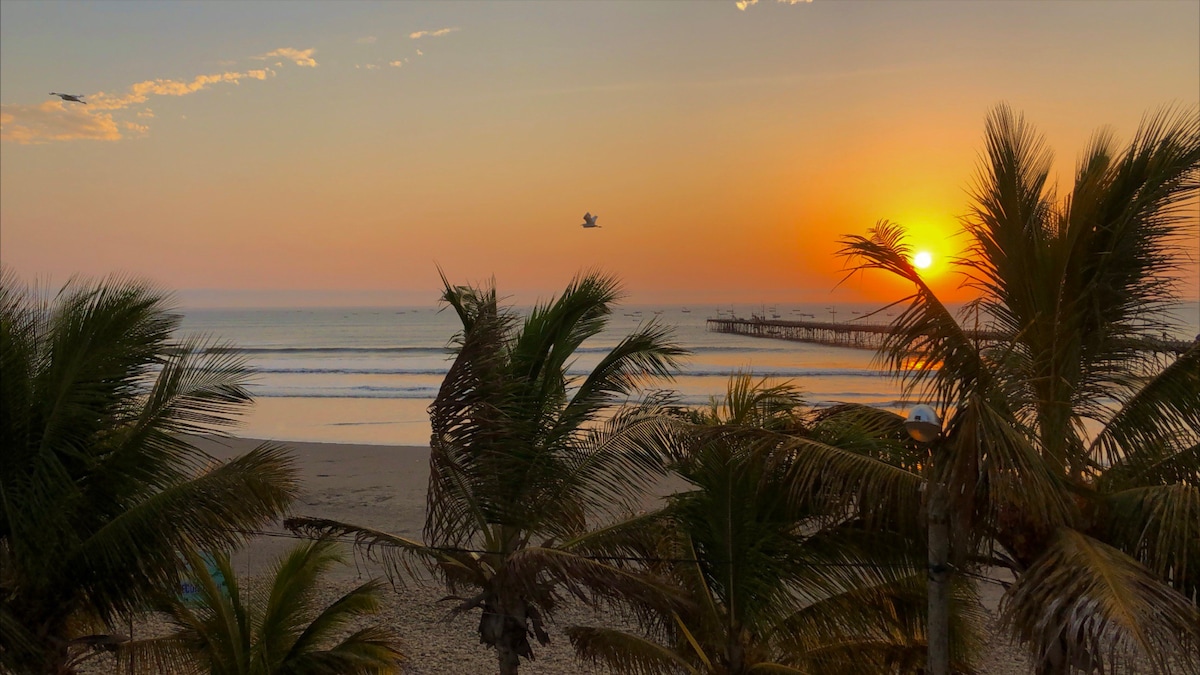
[2,0,1198,308]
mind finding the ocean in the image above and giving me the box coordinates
[178,301,1199,447]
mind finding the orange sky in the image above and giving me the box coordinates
[1,1,1197,307]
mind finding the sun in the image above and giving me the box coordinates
[912,251,933,270]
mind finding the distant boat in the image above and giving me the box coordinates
[581,212,600,228]
[681,308,691,313]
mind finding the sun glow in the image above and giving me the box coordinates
[912,251,933,269]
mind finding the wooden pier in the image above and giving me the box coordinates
[706,317,1194,355]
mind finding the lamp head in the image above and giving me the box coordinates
[905,404,941,443]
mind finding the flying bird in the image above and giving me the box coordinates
[50,92,87,104]
[581,212,600,228]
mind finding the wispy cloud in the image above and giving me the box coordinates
[736,0,812,9]
[357,36,377,44]
[254,47,318,67]
[2,46,315,144]
[0,101,122,144]
[88,69,274,111]
[409,27,458,39]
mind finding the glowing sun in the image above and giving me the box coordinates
[912,251,933,270]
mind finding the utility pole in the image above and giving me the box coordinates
[905,405,949,675]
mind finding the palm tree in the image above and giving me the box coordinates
[837,105,1200,673]
[288,271,688,674]
[0,272,300,674]
[568,374,982,674]
[123,540,404,674]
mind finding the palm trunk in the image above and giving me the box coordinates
[497,643,521,675]
[727,636,746,675]
[480,598,533,675]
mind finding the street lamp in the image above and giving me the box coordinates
[905,404,950,675]
[905,404,940,443]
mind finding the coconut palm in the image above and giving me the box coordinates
[287,271,688,674]
[0,272,300,674]
[837,105,1200,673]
[568,374,983,674]
[123,540,404,674]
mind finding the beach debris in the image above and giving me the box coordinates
[581,212,600,228]
[49,92,87,104]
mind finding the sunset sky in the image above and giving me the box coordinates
[2,0,1198,307]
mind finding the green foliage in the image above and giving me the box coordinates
[0,271,300,674]
[123,540,404,675]
[839,105,1200,673]
[569,375,984,675]
[287,270,688,674]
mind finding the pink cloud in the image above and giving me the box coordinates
[2,47,313,145]
[736,0,812,9]
[409,27,458,39]
[88,68,274,111]
[0,101,122,144]
[2,67,282,144]
[254,47,318,67]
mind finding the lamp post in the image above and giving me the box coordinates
[906,404,949,675]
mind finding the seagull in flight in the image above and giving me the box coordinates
[50,92,87,105]
[581,212,600,228]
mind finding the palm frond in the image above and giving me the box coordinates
[697,372,806,429]
[130,336,255,440]
[558,318,687,428]
[778,569,983,674]
[838,220,984,406]
[283,517,443,585]
[68,442,296,623]
[257,539,341,664]
[510,270,623,387]
[769,431,925,530]
[745,664,812,675]
[112,635,205,675]
[143,542,404,675]
[530,408,681,536]
[507,545,684,615]
[282,625,404,674]
[1102,483,1200,599]
[1091,342,1200,473]
[1000,528,1200,674]
[566,625,698,675]
[286,578,390,661]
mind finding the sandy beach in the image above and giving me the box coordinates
[171,436,1034,675]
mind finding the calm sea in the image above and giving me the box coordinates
[178,302,1199,447]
